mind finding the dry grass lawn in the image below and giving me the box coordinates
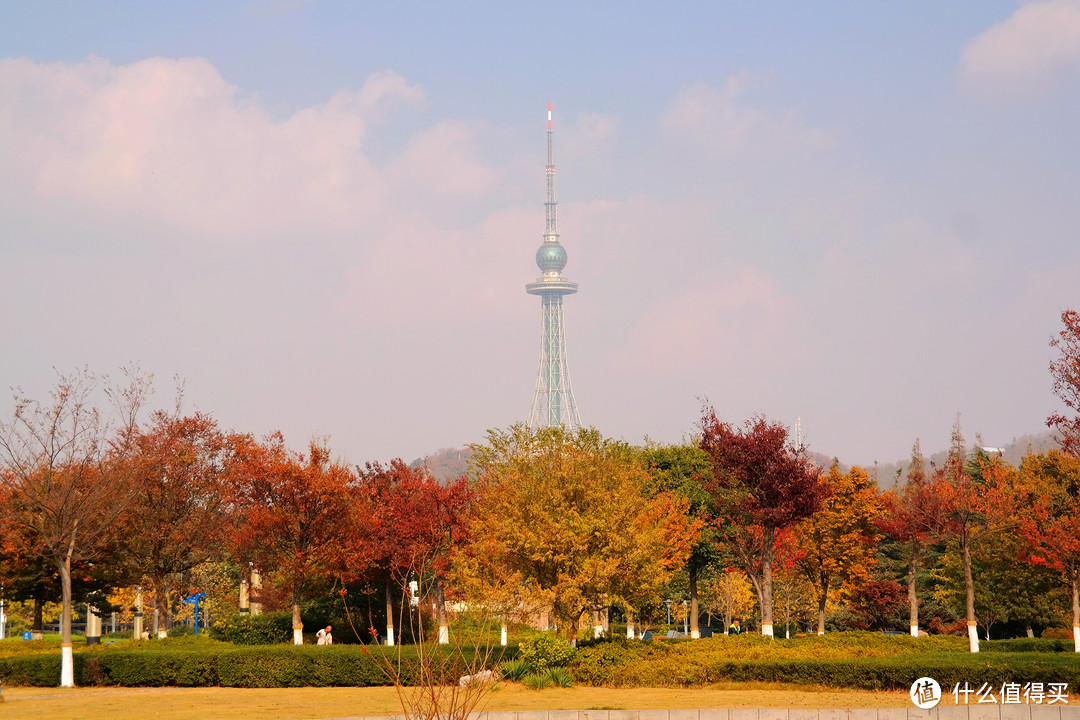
[0,683,910,720]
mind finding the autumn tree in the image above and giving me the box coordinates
[877,438,944,636]
[936,417,1017,652]
[1048,309,1080,455]
[791,462,881,634]
[699,409,827,637]
[1018,449,1080,651]
[227,434,358,645]
[850,579,906,631]
[118,410,230,637]
[356,460,472,645]
[640,442,717,639]
[0,368,150,686]
[701,568,757,634]
[464,424,700,644]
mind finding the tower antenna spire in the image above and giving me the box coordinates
[528,103,581,430]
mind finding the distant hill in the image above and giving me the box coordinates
[867,429,1062,490]
[410,446,474,484]
[414,429,1064,489]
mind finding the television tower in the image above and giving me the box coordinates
[527,103,581,430]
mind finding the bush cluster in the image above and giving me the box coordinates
[210,612,293,645]
[569,634,1080,689]
[516,633,577,671]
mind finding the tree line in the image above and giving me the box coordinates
[3,311,1080,687]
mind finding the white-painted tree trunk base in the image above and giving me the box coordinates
[592,624,603,639]
[60,644,74,687]
[817,630,825,636]
[1072,625,1079,652]
[500,625,507,646]
[967,623,980,653]
[626,623,635,639]
[690,629,700,639]
[910,625,919,637]
[293,627,303,645]
[439,624,449,644]
[386,627,395,647]
[157,630,167,639]
[31,631,43,640]
[761,623,774,637]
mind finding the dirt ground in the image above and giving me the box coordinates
[0,683,911,720]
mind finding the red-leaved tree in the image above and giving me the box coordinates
[699,409,827,637]
[1049,309,1080,455]
[356,460,472,645]
[227,433,359,644]
[877,438,944,637]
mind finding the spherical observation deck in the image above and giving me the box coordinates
[536,241,568,273]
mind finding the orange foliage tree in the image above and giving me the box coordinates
[791,462,881,634]
[935,418,1017,652]
[226,433,359,644]
[119,410,230,637]
[1017,449,1080,652]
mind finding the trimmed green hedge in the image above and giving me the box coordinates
[0,643,512,688]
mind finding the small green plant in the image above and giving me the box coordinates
[522,671,553,690]
[499,658,530,681]
[544,666,573,688]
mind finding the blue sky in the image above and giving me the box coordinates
[2,1,1079,467]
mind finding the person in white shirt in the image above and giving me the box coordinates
[316,625,333,645]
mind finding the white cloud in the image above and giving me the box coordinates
[0,57,426,241]
[960,0,1080,98]
[660,74,831,155]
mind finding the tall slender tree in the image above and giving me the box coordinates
[699,409,827,637]
[0,368,150,686]
[878,438,944,636]
[936,417,1016,652]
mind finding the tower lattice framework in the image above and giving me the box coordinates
[527,103,581,430]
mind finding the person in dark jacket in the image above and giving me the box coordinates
[729,619,741,635]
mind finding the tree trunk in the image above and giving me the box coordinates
[908,540,920,637]
[962,531,979,653]
[385,580,395,647]
[689,565,700,639]
[816,588,827,635]
[626,609,635,639]
[58,556,74,688]
[154,578,168,639]
[761,529,775,637]
[1071,573,1079,653]
[437,580,449,645]
[133,587,144,639]
[31,595,44,640]
[292,594,303,645]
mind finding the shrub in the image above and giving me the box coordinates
[1041,627,1073,640]
[499,658,530,682]
[517,633,577,672]
[522,672,552,690]
[544,666,573,688]
[211,612,292,645]
[982,638,1074,653]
